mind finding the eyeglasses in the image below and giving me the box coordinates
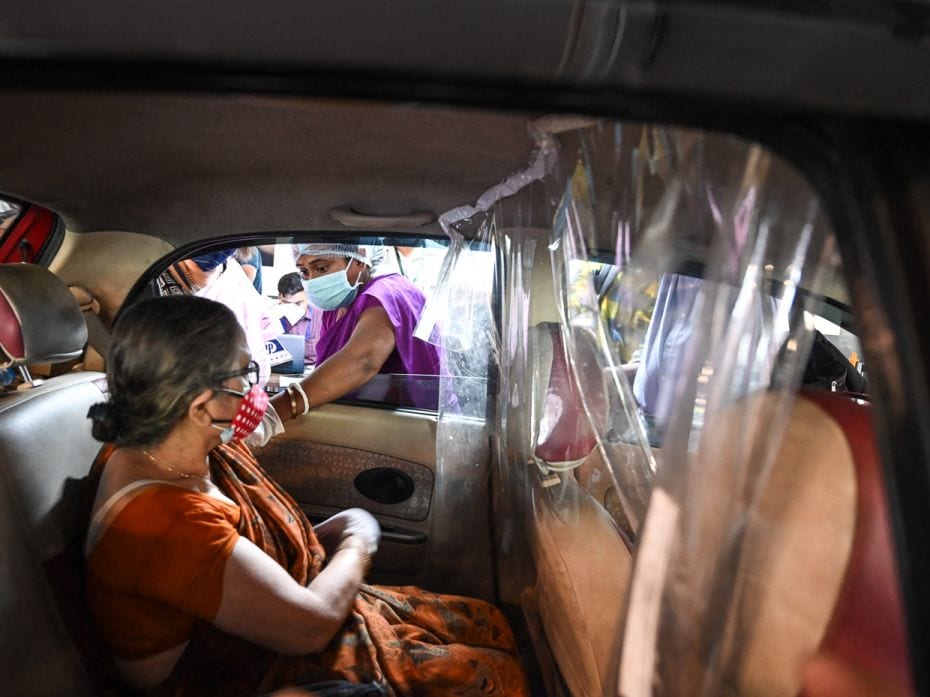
[213,360,260,393]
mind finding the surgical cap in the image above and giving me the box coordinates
[292,243,372,267]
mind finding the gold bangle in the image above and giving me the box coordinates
[287,384,298,417]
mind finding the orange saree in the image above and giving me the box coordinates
[101,441,529,697]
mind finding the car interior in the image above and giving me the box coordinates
[0,4,927,694]
[0,97,916,696]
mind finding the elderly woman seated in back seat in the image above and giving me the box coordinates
[84,295,528,696]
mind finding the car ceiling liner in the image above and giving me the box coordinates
[426,115,853,695]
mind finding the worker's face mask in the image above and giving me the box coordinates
[301,263,361,310]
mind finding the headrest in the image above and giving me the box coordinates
[0,264,88,368]
[529,323,606,471]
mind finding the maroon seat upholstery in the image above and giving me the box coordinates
[530,324,609,472]
[799,391,915,697]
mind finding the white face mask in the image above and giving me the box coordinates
[301,265,361,310]
[279,301,306,326]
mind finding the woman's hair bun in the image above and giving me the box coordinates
[87,401,120,442]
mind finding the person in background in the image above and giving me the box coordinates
[276,271,323,365]
[235,246,263,294]
[631,272,779,446]
[394,244,442,298]
[155,251,276,385]
[85,295,528,696]
[269,243,440,418]
[631,273,705,443]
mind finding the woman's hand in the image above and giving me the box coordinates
[335,535,374,577]
[315,508,381,556]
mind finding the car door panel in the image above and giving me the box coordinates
[255,403,495,600]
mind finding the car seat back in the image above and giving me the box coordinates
[0,263,107,696]
[798,391,914,697]
[620,389,913,697]
[698,391,858,697]
[524,321,633,696]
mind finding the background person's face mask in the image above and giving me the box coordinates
[192,250,234,272]
[302,264,360,310]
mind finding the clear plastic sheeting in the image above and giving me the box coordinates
[431,118,862,697]
[591,129,846,697]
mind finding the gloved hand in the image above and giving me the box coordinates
[243,404,285,449]
[314,508,381,556]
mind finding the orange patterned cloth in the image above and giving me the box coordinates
[88,442,529,697]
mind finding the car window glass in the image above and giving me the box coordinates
[0,199,63,265]
[0,199,21,234]
[143,238,494,413]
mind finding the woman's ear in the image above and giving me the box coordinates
[187,388,215,427]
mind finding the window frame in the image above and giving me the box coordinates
[124,234,498,416]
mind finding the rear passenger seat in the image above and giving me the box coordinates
[0,263,107,696]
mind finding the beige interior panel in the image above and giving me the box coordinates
[732,396,856,697]
[530,476,633,697]
[524,227,560,327]
[277,403,438,466]
[263,404,496,600]
[0,94,538,242]
[50,230,173,324]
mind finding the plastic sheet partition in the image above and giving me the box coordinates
[432,119,862,697]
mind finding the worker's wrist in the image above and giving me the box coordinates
[285,382,311,418]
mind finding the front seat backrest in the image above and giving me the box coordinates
[799,391,914,697]
[525,322,633,697]
[620,390,913,697]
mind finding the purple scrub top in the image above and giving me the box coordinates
[315,273,441,377]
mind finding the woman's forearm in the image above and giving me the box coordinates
[269,306,396,421]
[296,541,368,651]
[215,536,367,655]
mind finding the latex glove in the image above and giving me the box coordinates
[314,508,381,556]
[243,404,285,449]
